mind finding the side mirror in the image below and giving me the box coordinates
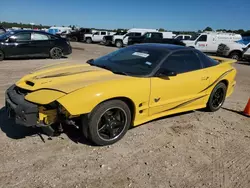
[8,37,16,43]
[157,68,177,77]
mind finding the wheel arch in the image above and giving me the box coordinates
[229,50,243,57]
[219,79,229,88]
[94,97,136,122]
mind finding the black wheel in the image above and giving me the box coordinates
[70,36,78,42]
[50,47,63,59]
[0,50,4,61]
[206,82,227,112]
[229,51,241,61]
[82,100,131,146]
[86,38,92,44]
[115,40,123,48]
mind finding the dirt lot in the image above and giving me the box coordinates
[0,43,250,188]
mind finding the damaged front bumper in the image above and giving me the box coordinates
[5,85,59,127]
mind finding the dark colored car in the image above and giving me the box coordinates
[0,26,6,35]
[102,31,127,46]
[0,30,72,61]
[66,28,92,42]
[127,32,186,46]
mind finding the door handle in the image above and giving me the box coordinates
[201,76,209,80]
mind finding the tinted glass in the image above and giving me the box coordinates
[134,33,141,36]
[32,33,49,40]
[184,36,191,40]
[13,33,31,41]
[152,33,162,39]
[90,46,167,76]
[101,32,106,35]
[196,50,219,68]
[197,35,207,42]
[162,50,202,74]
[176,36,183,40]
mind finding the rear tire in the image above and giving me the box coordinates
[229,51,241,61]
[82,100,131,146]
[50,47,63,59]
[86,38,92,44]
[206,82,227,112]
[115,40,123,48]
[0,50,4,61]
[70,36,78,42]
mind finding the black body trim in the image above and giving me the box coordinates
[199,69,234,93]
[5,85,38,127]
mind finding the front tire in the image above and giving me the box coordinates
[70,36,78,42]
[83,100,131,146]
[50,47,63,59]
[229,51,241,61]
[86,38,92,44]
[0,50,4,61]
[115,40,123,48]
[206,82,227,112]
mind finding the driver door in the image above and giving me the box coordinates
[92,32,100,42]
[149,50,210,116]
[194,35,208,52]
[4,32,32,57]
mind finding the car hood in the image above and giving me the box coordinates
[16,62,127,93]
[225,42,246,48]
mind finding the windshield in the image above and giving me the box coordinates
[236,36,250,45]
[190,34,200,41]
[88,46,167,76]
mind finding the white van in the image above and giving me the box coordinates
[112,28,158,48]
[184,32,242,53]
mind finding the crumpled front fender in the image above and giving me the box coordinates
[25,89,66,105]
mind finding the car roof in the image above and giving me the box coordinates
[10,30,52,35]
[132,43,187,51]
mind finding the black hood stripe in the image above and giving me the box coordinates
[34,70,94,79]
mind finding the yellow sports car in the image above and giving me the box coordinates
[5,44,237,145]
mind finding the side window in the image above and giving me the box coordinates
[32,33,49,41]
[134,33,141,36]
[144,33,151,38]
[152,33,162,39]
[184,36,191,40]
[11,33,31,41]
[176,36,183,40]
[197,35,207,42]
[101,32,106,35]
[162,50,202,74]
[94,32,99,35]
[126,33,134,37]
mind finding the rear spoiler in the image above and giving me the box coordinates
[209,56,237,64]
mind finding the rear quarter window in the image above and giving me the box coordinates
[195,50,219,68]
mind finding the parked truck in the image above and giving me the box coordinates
[112,28,158,48]
[217,37,250,61]
[66,28,92,42]
[102,31,127,46]
[84,31,115,44]
[127,32,186,46]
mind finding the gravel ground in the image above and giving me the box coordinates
[0,43,250,188]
